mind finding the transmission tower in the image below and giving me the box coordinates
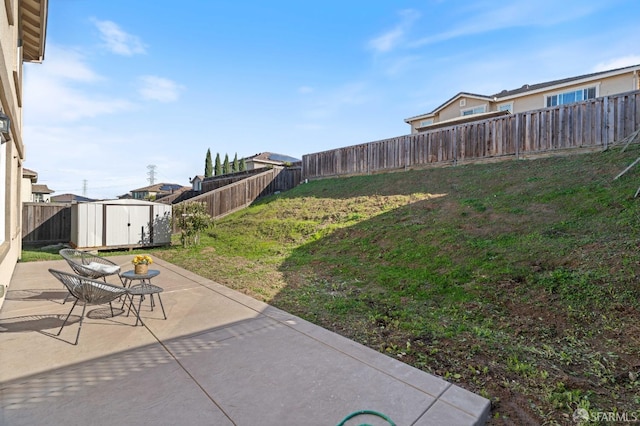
[82,180,88,196]
[147,165,157,185]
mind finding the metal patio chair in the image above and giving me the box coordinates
[59,249,122,303]
[48,269,137,345]
[59,248,122,281]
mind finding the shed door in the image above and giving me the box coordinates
[128,206,152,244]
[105,205,130,246]
[104,205,152,246]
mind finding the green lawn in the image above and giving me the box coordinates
[26,145,640,424]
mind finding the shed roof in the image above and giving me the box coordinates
[88,199,167,206]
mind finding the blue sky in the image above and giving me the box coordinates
[23,0,640,199]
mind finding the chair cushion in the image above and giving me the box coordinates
[85,262,120,275]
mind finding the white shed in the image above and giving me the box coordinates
[70,199,172,250]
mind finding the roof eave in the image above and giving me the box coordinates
[404,92,493,123]
[21,0,49,62]
[495,64,640,101]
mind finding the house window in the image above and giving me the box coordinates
[419,119,433,127]
[546,86,597,107]
[461,105,486,116]
[499,103,513,113]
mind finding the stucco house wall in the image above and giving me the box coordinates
[0,0,48,307]
[438,97,490,122]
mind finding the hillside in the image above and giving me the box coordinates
[155,146,640,424]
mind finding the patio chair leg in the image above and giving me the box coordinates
[72,303,87,345]
[57,299,79,336]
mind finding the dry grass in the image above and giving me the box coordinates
[149,146,640,424]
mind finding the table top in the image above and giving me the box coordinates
[120,269,160,280]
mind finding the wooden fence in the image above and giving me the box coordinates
[22,203,71,245]
[201,168,271,192]
[302,90,640,179]
[177,166,301,220]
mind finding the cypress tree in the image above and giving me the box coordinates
[223,154,231,174]
[214,153,222,176]
[232,153,239,173]
[239,158,247,171]
[204,149,213,177]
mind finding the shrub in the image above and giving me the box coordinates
[173,202,212,247]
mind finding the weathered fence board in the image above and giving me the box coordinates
[22,203,72,245]
[177,166,301,221]
[302,90,640,179]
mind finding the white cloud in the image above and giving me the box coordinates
[23,45,135,123]
[593,55,640,72]
[368,9,420,53]
[137,76,184,102]
[23,124,193,199]
[93,19,147,56]
[410,1,601,47]
[40,45,101,82]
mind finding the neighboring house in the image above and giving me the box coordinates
[189,175,204,191]
[21,168,38,203]
[405,64,640,133]
[31,184,54,202]
[0,0,48,308]
[244,152,301,170]
[51,193,96,203]
[22,168,56,202]
[130,183,185,200]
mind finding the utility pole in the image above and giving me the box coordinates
[82,179,88,196]
[147,165,157,185]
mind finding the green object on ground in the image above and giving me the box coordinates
[336,410,396,426]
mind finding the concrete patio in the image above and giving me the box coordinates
[0,256,490,425]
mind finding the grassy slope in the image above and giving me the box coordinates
[155,147,640,424]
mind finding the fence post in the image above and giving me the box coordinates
[367,143,370,175]
[515,115,520,159]
[603,95,609,150]
[453,127,458,166]
[404,135,410,170]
